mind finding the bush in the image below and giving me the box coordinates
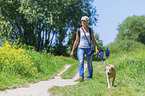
[107,40,145,54]
[0,41,37,76]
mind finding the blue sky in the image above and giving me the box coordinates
[92,0,145,46]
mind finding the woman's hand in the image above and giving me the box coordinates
[70,52,74,58]
[96,49,99,54]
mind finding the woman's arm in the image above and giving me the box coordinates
[91,29,99,53]
[70,31,79,58]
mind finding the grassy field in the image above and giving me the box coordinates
[0,41,78,90]
[49,49,145,96]
[1,40,145,95]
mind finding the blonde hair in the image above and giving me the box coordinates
[81,16,89,23]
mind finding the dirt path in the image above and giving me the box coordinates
[0,64,87,96]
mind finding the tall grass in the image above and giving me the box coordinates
[49,49,145,96]
[107,40,145,54]
[0,40,78,90]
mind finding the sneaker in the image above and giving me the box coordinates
[79,77,83,82]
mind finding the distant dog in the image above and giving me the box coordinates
[105,64,116,88]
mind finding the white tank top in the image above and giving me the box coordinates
[78,28,93,48]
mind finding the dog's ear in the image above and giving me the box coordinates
[111,67,114,70]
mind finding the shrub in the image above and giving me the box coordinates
[0,41,37,76]
[107,40,145,54]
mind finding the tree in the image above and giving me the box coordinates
[116,15,145,44]
[94,32,103,51]
[0,0,98,55]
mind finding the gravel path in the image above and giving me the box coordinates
[0,64,87,96]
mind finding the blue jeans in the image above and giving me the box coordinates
[77,48,93,80]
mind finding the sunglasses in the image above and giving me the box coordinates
[81,20,86,22]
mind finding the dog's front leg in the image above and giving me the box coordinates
[112,76,115,87]
[107,77,110,88]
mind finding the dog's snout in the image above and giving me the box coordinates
[107,72,110,75]
[107,72,111,76]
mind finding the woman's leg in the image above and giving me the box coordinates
[86,49,93,79]
[77,48,85,80]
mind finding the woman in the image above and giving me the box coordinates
[70,16,99,82]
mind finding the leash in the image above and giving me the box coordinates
[100,57,109,66]
[97,54,109,66]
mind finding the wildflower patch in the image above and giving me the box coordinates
[0,41,37,76]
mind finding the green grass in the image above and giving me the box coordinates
[1,40,145,95]
[49,49,145,96]
[61,63,78,79]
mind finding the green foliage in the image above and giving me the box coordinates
[51,44,68,56]
[94,32,104,51]
[107,40,145,54]
[0,40,36,76]
[117,15,145,44]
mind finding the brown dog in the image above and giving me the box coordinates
[105,64,116,88]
